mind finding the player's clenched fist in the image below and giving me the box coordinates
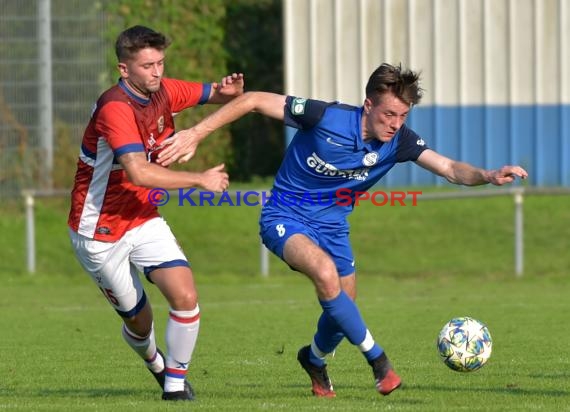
[198,163,229,192]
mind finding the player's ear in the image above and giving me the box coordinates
[364,98,373,114]
[118,62,128,78]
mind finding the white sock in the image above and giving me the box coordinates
[121,323,164,373]
[164,305,200,392]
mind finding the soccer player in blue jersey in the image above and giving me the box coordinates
[158,63,528,398]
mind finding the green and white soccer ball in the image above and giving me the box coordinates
[437,316,493,372]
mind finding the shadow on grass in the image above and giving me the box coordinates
[17,388,154,398]
[528,371,570,380]
[211,381,429,405]
[404,383,569,397]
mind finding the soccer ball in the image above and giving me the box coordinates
[437,316,493,372]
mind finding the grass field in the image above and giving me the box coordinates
[1,272,569,411]
[1,189,569,410]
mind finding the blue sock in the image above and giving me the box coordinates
[309,312,345,366]
[319,290,383,362]
[314,312,344,353]
[364,345,383,362]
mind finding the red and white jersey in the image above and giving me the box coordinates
[68,77,210,242]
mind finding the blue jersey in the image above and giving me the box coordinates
[263,96,429,226]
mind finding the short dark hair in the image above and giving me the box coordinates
[115,25,171,62]
[365,63,423,106]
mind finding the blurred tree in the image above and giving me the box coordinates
[223,0,284,180]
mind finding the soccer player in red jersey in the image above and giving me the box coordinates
[68,25,244,401]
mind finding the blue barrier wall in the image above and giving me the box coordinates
[286,104,570,187]
[387,105,570,187]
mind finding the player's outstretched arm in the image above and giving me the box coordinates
[158,91,286,166]
[416,149,528,186]
[119,152,229,192]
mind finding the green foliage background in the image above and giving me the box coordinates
[102,0,284,180]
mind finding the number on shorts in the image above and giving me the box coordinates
[276,223,286,237]
[99,287,119,306]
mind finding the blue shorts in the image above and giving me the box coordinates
[259,209,355,277]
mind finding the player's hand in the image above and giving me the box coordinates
[157,128,200,166]
[211,73,244,97]
[488,165,528,185]
[199,163,229,192]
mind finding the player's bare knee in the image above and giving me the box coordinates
[317,284,342,300]
[168,290,198,311]
[313,269,342,300]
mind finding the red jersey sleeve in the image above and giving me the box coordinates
[96,101,145,156]
[161,77,211,113]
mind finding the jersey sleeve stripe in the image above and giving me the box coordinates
[198,83,211,104]
[114,143,145,157]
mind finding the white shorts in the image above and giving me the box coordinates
[69,217,188,316]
